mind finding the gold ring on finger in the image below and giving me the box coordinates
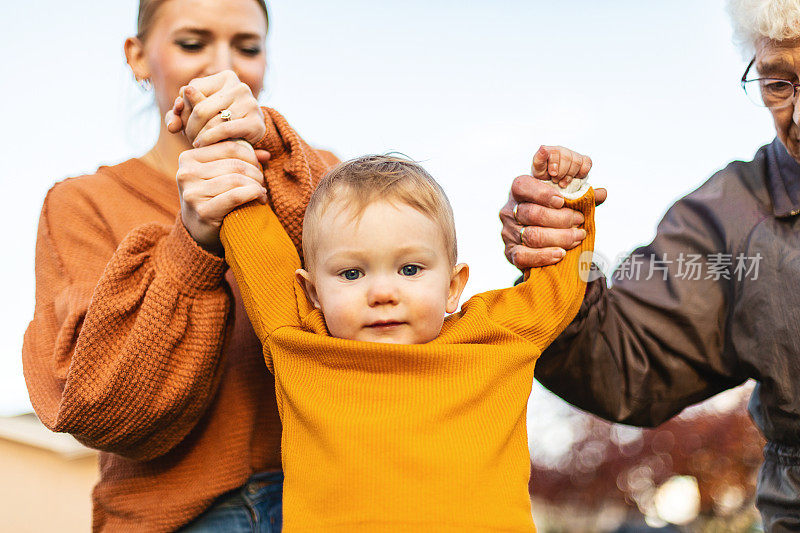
[519,225,526,245]
[513,203,520,223]
[220,108,233,121]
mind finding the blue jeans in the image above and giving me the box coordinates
[180,471,283,532]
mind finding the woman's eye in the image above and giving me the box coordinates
[239,46,262,56]
[176,40,204,52]
[341,269,362,281]
[401,265,420,276]
[762,80,793,97]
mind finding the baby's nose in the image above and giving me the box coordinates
[367,278,399,306]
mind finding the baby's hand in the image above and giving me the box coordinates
[531,145,592,189]
[165,94,188,135]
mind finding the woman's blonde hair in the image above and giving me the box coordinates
[302,154,458,267]
[728,0,800,56]
[136,0,270,41]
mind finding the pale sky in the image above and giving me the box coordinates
[0,0,775,418]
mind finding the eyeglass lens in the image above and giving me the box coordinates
[743,79,796,108]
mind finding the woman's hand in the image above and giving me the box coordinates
[500,145,607,270]
[177,140,268,256]
[166,70,267,148]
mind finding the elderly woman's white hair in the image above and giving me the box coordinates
[728,0,800,56]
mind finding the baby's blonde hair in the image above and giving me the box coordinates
[302,154,457,267]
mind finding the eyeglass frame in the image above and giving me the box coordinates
[741,57,800,109]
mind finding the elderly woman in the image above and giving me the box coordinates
[500,0,800,527]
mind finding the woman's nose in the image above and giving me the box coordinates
[794,96,800,126]
[205,45,235,75]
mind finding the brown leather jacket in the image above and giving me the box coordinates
[535,138,800,530]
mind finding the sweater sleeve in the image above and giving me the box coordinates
[454,189,595,349]
[22,183,230,461]
[220,202,307,373]
[219,107,337,372]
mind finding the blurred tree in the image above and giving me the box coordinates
[529,383,764,530]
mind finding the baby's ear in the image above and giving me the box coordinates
[446,263,470,314]
[295,269,321,309]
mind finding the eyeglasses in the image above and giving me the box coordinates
[741,57,800,109]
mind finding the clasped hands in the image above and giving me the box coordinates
[167,70,271,256]
[500,146,607,270]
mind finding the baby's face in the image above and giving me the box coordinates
[297,200,468,344]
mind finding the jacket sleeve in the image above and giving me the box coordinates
[453,190,595,350]
[22,184,231,461]
[534,187,748,427]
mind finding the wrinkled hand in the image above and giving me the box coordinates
[177,141,268,256]
[165,70,267,148]
[500,145,607,270]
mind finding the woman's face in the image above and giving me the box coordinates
[129,0,268,116]
[756,37,800,163]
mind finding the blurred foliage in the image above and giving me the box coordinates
[530,383,764,532]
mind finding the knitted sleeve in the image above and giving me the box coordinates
[251,107,338,258]
[22,184,230,461]
[448,189,595,349]
[219,107,336,372]
[220,202,308,372]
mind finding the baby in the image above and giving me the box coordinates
[295,156,468,345]
[221,152,595,532]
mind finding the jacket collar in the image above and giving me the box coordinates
[766,138,800,218]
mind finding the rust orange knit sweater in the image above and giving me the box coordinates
[22,108,337,532]
[220,188,595,531]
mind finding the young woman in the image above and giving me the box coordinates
[22,1,334,530]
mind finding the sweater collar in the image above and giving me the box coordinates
[765,138,800,218]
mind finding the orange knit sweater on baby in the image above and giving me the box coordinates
[221,184,595,531]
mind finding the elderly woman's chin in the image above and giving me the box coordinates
[785,140,800,164]
[776,124,800,164]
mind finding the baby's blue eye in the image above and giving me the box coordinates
[341,269,362,280]
[401,265,420,276]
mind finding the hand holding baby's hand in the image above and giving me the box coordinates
[531,145,592,189]
[498,144,603,270]
[164,70,267,148]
